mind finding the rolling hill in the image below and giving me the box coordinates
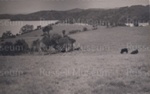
[0,5,149,24]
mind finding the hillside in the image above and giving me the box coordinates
[0,26,150,94]
[0,5,149,24]
[3,23,92,48]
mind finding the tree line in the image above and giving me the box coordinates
[0,5,149,25]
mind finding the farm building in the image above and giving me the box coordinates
[125,23,135,27]
[125,22,149,27]
[138,22,149,27]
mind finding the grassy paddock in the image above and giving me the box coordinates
[0,26,150,94]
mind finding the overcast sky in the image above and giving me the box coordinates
[0,0,149,14]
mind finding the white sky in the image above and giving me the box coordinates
[0,0,149,14]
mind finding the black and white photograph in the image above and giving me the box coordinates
[0,0,150,94]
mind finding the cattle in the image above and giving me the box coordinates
[131,49,139,54]
[120,48,128,54]
[37,25,42,30]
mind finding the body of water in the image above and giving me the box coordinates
[0,20,58,36]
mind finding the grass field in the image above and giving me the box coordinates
[0,25,150,94]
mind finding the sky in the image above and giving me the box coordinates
[0,0,149,14]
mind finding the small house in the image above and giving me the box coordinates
[138,22,149,27]
[125,23,134,27]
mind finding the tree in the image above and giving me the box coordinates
[62,30,66,37]
[14,39,29,54]
[1,31,15,39]
[6,31,12,36]
[0,42,14,56]
[20,24,34,34]
[42,33,62,49]
[0,39,29,56]
[42,25,53,35]
[83,27,88,31]
[2,32,7,39]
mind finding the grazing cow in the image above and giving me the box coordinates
[37,25,42,30]
[74,47,81,51]
[120,48,128,54]
[131,49,138,54]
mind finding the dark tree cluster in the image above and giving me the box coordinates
[0,39,29,56]
[1,31,16,39]
[20,24,34,34]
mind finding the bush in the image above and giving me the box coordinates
[0,39,29,56]
[16,33,20,36]
[42,33,62,48]
[14,39,29,54]
[83,27,88,31]
[0,42,14,56]
[20,24,34,34]
[42,25,53,35]
[68,30,81,35]
[30,33,62,53]
[52,33,62,40]
[1,31,16,39]
[54,36,76,52]
[31,33,76,53]
[30,39,41,53]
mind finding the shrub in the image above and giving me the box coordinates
[1,31,16,39]
[62,30,66,36]
[51,33,62,42]
[14,39,29,54]
[83,27,88,31]
[31,33,76,53]
[0,39,29,56]
[16,33,20,36]
[42,36,52,49]
[30,39,41,53]
[55,21,60,25]
[42,25,53,35]
[42,33,62,48]
[0,38,4,42]
[0,42,14,56]
[68,30,81,35]
[54,36,76,52]
[20,24,34,34]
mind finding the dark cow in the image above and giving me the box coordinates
[131,49,138,54]
[120,48,128,54]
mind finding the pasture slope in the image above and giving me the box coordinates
[0,25,150,94]
[3,23,92,48]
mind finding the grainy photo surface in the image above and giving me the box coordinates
[0,0,150,94]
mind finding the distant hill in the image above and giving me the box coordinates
[67,8,84,13]
[0,5,149,24]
